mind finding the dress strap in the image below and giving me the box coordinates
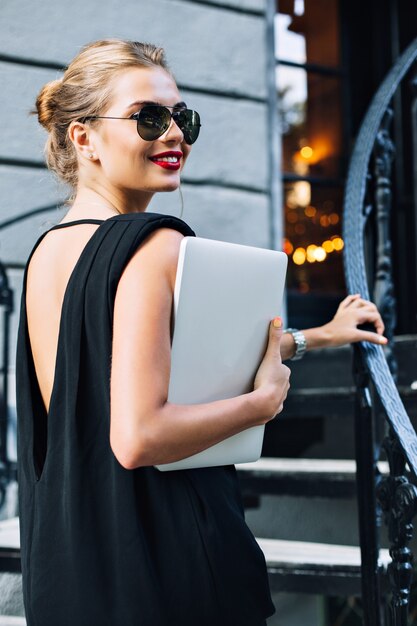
[48,219,105,230]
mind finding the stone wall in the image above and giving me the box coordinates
[0,0,271,260]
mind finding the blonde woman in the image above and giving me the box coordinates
[16,39,385,626]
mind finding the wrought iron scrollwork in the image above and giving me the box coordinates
[352,345,382,626]
[0,261,14,512]
[377,431,417,625]
[373,108,397,378]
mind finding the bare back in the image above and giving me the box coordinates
[26,223,101,414]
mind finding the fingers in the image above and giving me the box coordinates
[270,317,284,343]
[355,330,388,345]
[338,294,386,335]
[352,305,385,334]
[263,317,284,364]
[338,294,361,310]
[373,316,385,335]
[272,316,283,331]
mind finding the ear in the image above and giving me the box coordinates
[68,121,97,161]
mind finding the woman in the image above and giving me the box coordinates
[16,39,386,626]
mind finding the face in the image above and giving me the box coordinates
[86,66,193,201]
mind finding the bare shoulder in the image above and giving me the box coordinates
[119,227,185,289]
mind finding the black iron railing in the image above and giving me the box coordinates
[0,262,14,512]
[343,37,417,626]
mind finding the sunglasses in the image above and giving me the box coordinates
[82,104,201,145]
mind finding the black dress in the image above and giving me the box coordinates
[16,212,275,626]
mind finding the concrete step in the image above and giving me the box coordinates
[236,457,389,498]
[281,384,417,421]
[287,334,417,390]
[0,618,26,626]
[0,518,20,574]
[258,536,390,595]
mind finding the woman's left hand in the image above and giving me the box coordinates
[321,294,388,348]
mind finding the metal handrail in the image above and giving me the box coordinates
[343,36,417,625]
[343,36,417,478]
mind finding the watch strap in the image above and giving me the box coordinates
[284,328,307,361]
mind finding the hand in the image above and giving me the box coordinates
[253,318,291,422]
[321,294,388,347]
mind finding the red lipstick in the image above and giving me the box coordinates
[149,151,183,171]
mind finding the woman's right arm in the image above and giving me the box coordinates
[110,227,290,470]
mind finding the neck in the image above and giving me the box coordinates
[66,184,154,220]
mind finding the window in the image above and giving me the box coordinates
[276,0,346,312]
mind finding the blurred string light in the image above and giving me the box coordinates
[284,235,344,265]
[293,247,306,265]
[300,145,313,159]
[304,206,316,217]
[287,204,339,225]
[283,238,294,255]
[287,181,311,208]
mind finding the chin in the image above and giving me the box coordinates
[154,179,181,192]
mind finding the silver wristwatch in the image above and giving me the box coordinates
[284,328,307,361]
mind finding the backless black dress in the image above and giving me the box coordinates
[16,212,275,626]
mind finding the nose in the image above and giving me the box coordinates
[161,116,184,144]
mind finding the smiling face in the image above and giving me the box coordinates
[80,66,193,208]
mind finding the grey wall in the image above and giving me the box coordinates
[0,0,274,455]
[0,0,271,257]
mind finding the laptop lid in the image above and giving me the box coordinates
[155,236,287,471]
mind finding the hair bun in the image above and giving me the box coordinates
[35,79,62,131]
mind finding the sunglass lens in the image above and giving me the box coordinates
[175,109,201,145]
[137,105,171,140]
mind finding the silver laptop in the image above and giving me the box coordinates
[154,236,287,471]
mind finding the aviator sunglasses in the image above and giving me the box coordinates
[81,103,201,145]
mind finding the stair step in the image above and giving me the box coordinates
[282,385,417,419]
[236,457,389,498]
[0,518,20,573]
[258,537,391,569]
[0,518,19,550]
[258,537,390,596]
[0,618,26,626]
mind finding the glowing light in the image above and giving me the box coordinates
[300,146,314,160]
[283,238,294,255]
[287,211,298,224]
[287,181,311,208]
[293,248,306,265]
[322,240,334,253]
[314,247,327,262]
[320,215,330,227]
[304,206,317,217]
[306,244,317,263]
[286,194,298,209]
[332,237,344,251]
[329,213,340,225]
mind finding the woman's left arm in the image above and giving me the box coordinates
[281,294,388,362]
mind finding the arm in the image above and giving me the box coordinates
[280,294,388,361]
[110,228,290,470]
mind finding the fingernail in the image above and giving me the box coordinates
[273,317,282,328]
[379,336,388,344]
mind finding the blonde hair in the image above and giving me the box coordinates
[34,39,171,188]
